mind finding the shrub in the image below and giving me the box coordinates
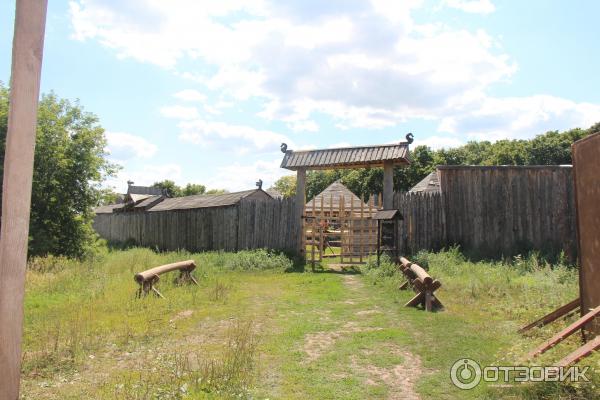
[224,249,293,271]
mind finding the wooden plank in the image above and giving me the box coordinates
[556,335,600,367]
[528,306,600,359]
[518,298,581,333]
[573,133,600,336]
[0,1,48,397]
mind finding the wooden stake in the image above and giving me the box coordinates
[0,1,48,398]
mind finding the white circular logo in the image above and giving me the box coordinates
[450,358,482,390]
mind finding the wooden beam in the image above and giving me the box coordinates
[296,168,306,256]
[134,260,196,283]
[518,298,580,334]
[0,1,48,398]
[556,335,600,367]
[528,306,600,359]
[383,161,394,209]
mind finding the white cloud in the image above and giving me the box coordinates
[177,119,291,151]
[105,131,157,159]
[173,89,207,102]
[69,0,515,129]
[160,105,199,120]
[71,0,600,141]
[439,95,600,140]
[206,158,288,191]
[413,135,464,150]
[442,0,496,14]
[105,163,183,193]
[328,142,352,148]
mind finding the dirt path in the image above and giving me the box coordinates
[299,273,424,400]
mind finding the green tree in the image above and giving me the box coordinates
[271,175,296,198]
[0,84,118,258]
[182,183,206,196]
[152,180,182,197]
[97,188,121,206]
[206,188,228,195]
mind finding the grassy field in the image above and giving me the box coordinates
[21,247,599,399]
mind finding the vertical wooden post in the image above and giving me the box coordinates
[383,161,394,209]
[319,196,324,261]
[0,1,48,398]
[296,168,306,257]
[339,194,344,264]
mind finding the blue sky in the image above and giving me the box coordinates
[2,0,600,192]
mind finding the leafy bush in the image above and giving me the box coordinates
[361,254,398,281]
[224,249,293,271]
[27,255,73,273]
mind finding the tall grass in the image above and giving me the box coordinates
[22,248,289,383]
[361,247,599,400]
[105,320,258,399]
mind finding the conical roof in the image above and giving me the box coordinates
[305,181,367,212]
[409,171,440,193]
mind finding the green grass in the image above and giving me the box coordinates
[20,247,599,399]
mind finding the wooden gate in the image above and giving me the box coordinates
[304,193,379,266]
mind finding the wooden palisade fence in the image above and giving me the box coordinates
[94,198,301,254]
[394,192,446,255]
[438,166,577,259]
[94,166,577,260]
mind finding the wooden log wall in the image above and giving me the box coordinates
[394,192,446,255]
[94,166,577,259]
[93,198,301,254]
[437,166,577,259]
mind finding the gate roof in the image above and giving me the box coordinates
[280,142,410,171]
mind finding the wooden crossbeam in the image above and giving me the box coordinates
[556,335,600,367]
[528,306,600,359]
[518,298,580,334]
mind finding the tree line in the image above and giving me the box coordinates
[271,124,599,201]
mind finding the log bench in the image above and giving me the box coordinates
[398,256,444,312]
[134,260,198,298]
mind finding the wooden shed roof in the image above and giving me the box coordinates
[409,171,441,194]
[94,203,124,214]
[133,195,164,210]
[148,189,270,212]
[280,142,410,171]
[127,185,163,196]
[305,181,367,211]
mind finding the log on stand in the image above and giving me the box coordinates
[134,260,198,298]
[398,256,444,312]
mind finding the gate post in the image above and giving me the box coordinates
[296,168,306,257]
[383,161,394,209]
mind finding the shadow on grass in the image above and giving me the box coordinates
[285,261,362,275]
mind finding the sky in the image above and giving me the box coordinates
[1,0,600,193]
